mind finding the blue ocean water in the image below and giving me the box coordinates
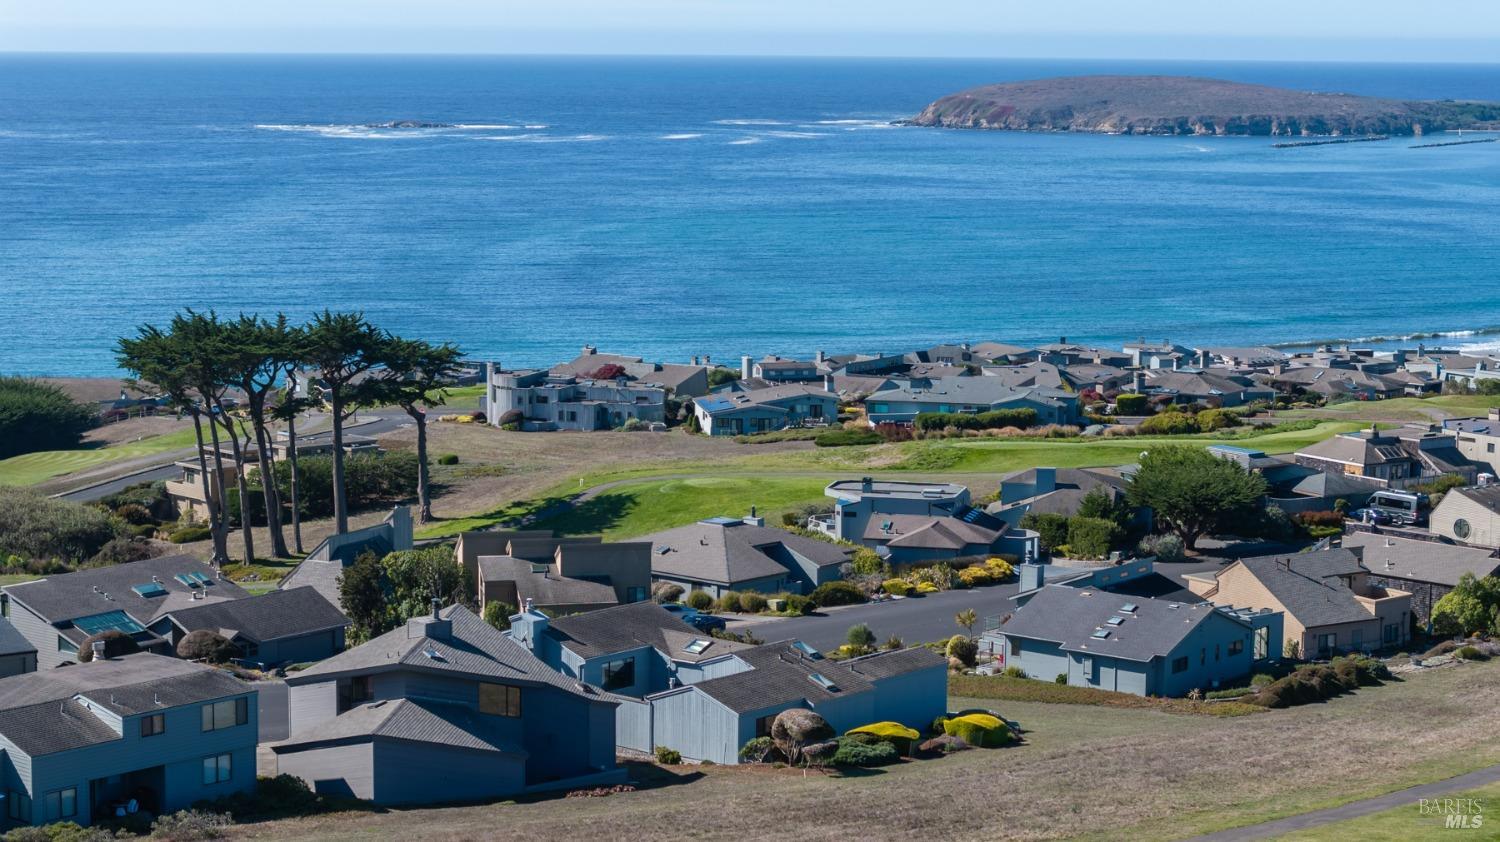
[1,55,1498,376]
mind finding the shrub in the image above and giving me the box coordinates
[915,582,939,594]
[1137,533,1185,563]
[77,629,141,662]
[112,502,156,525]
[1456,645,1487,661]
[846,721,920,753]
[947,635,978,668]
[782,593,813,615]
[1002,666,1027,679]
[984,557,1016,580]
[90,535,158,565]
[810,580,865,607]
[0,489,120,563]
[881,579,912,597]
[814,429,882,447]
[1066,516,1121,560]
[482,600,516,631]
[913,408,1038,432]
[149,810,234,841]
[846,623,876,651]
[269,452,419,520]
[957,567,993,588]
[738,736,777,763]
[621,417,647,432]
[1115,393,1148,414]
[771,709,835,765]
[684,590,714,611]
[830,736,900,767]
[930,714,950,735]
[1018,512,1070,551]
[1055,673,1068,684]
[169,525,213,544]
[436,453,459,466]
[849,547,884,575]
[0,376,98,460]
[716,591,742,613]
[1195,408,1242,431]
[740,592,768,613]
[178,629,235,663]
[652,582,685,604]
[1139,410,1199,436]
[653,746,682,765]
[942,713,1012,748]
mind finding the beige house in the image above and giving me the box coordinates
[459,531,653,616]
[1429,485,1500,549]
[1186,548,1410,658]
[1443,410,1500,478]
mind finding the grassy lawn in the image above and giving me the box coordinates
[0,574,40,587]
[1281,394,1500,424]
[534,476,832,538]
[221,559,302,595]
[1279,782,1500,841]
[950,674,1264,717]
[0,427,200,487]
[232,661,1500,842]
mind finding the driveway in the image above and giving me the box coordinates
[735,559,1227,651]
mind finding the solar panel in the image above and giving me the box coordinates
[73,610,146,636]
[131,583,167,598]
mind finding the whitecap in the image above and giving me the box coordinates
[524,124,549,129]
[728,137,762,145]
[660,133,703,140]
[452,124,520,130]
[713,119,790,126]
[764,131,827,139]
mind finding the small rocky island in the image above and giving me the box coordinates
[905,75,1500,137]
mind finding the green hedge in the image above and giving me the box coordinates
[942,713,1012,748]
[809,580,865,607]
[913,408,1038,432]
[814,429,882,447]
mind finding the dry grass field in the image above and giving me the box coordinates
[232,661,1500,842]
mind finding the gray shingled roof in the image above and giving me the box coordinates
[275,698,527,755]
[842,646,947,680]
[546,602,753,663]
[640,520,851,587]
[1001,586,1241,663]
[477,556,619,608]
[688,640,875,714]
[0,653,250,756]
[864,514,999,551]
[166,586,349,644]
[870,377,1073,408]
[288,606,610,702]
[4,555,249,625]
[1231,550,1375,627]
[1342,533,1500,587]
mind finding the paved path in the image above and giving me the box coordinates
[1193,764,1500,841]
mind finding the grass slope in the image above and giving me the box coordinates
[0,427,199,487]
[533,476,831,538]
[1278,781,1500,841]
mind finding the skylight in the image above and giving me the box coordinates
[131,583,167,598]
[190,571,213,586]
[792,640,823,660]
[174,574,201,588]
[73,610,146,636]
[1106,616,1125,626]
[1091,629,1111,639]
[1119,603,1138,613]
[808,673,840,692]
[683,639,712,655]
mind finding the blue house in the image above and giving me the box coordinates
[639,514,853,598]
[273,604,623,806]
[515,602,948,764]
[991,585,1281,697]
[692,384,838,436]
[0,653,257,828]
[865,377,1080,426]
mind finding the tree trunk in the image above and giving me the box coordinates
[220,415,256,565]
[190,409,230,565]
[407,403,433,523]
[287,413,303,554]
[330,392,349,534]
[250,401,289,558]
[202,407,234,565]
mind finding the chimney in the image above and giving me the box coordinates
[582,345,597,356]
[1034,467,1056,496]
[816,349,826,364]
[823,374,836,393]
[703,354,710,365]
[741,355,753,380]
[691,355,699,366]
[1131,370,1144,394]
[91,640,107,662]
[408,597,451,639]
[861,476,873,492]
[1059,336,1067,345]
[743,506,764,527]
[511,600,550,655]
[1019,563,1045,592]
[431,597,441,619]
[1489,408,1499,422]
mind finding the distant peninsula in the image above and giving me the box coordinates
[904,75,1500,137]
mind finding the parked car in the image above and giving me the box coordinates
[1349,508,1393,526]
[685,614,727,633]
[659,603,699,618]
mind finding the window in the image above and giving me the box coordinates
[1228,639,1244,657]
[42,788,76,820]
[241,642,259,659]
[1455,518,1472,540]
[336,676,373,713]
[7,791,30,823]
[1317,633,1336,656]
[478,683,522,717]
[1171,656,1189,674]
[202,753,233,785]
[601,658,636,691]
[625,586,648,603]
[1384,623,1400,644]
[1254,627,1269,660]
[140,713,165,738]
[1489,443,1496,454]
[755,714,776,739]
[57,636,78,655]
[202,697,249,732]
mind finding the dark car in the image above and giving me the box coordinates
[685,614,727,633]
[1350,508,1393,526]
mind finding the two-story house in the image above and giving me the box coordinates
[485,365,666,431]
[865,377,1079,426]
[812,478,1038,564]
[638,513,853,597]
[0,653,256,829]
[271,604,623,805]
[692,384,838,436]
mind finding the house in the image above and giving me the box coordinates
[167,436,379,520]
[513,603,947,764]
[692,383,838,436]
[272,604,624,805]
[0,653,256,829]
[1265,366,1405,401]
[1139,368,1276,408]
[550,346,710,397]
[2,556,251,670]
[865,377,1080,426]
[988,585,1280,697]
[989,466,1147,531]
[485,365,666,431]
[475,537,653,616]
[280,507,414,612]
[1429,485,1500,548]
[812,478,1037,563]
[156,586,349,668]
[1444,410,1500,477]
[1032,340,1132,368]
[1198,346,1288,370]
[1186,548,1411,658]
[740,355,820,383]
[1294,425,1476,488]
[981,362,1130,395]
[0,619,35,678]
[1123,339,1194,370]
[1007,559,1165,606]
[639,513,853,597]
[1341,531,1500,625]
[1209,445,1379,515]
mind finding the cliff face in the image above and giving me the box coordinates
[907,76,1500,137]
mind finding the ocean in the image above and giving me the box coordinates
[2,54,1498,376]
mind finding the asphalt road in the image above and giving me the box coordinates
[735,560,1227,651]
